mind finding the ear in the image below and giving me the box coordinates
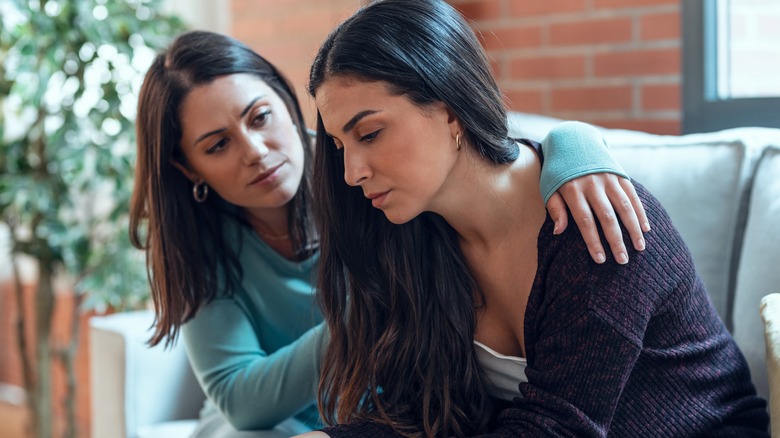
[445,106,462,139]
[171,159,200,184]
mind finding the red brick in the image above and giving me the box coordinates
[480,26,543,51]
[232,19,276,41]
[279,12,344,37]
[641,84,681,111]
[551,85,633,111]
[504,89,545,113]
[640,11,681,40]
[594,48,680,77]
[510,0,587,17]
[247,40,316,64]
[510,55,587,80]
[594,0,678,8]
[232,0,294,19]
[453,0,502,22]
[231,0,268,16]
[550,17,633,46]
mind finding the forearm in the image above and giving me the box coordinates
[183,300,328,430]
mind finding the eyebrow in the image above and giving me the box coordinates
[240,96,263,118]
[342,109,380,134]
[193,95,265,145]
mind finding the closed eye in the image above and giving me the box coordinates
[359,129,381,143]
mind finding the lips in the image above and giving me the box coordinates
[365,190,390,208]
[365,190,388,200]
[248,162,284,186]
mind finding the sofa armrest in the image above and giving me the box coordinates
[90,310,205,438]
[760,293,780,437]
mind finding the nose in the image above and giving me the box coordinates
[343,146,371,187]
[241,132,269,166]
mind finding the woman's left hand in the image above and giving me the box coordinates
[546,173,650,265]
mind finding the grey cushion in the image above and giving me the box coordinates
[734,146,780,401]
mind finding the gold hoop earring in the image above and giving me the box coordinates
[193,181,209,203]
[455,133,462,151]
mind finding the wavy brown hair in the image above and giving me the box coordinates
[309,0,519,436]
[129,31,314,347]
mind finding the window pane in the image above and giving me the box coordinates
[716,0,780,99]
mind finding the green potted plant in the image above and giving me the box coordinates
[0,1,185,436]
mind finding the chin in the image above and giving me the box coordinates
[381,209,417,225]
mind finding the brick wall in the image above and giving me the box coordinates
[231,0,364,126]
[452,0,681,134]
[232,0,682,135]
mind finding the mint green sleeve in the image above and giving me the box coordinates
[539,121,629,204]
[181,298,327,430]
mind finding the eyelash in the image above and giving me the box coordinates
[205,109,272,155]
[206,139,227,155]
[328,128,381,151]
[252,109,272,127]
[359,129,381,143]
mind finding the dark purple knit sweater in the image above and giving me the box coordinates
[321,183,768,437]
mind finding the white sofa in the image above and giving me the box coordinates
[90,310,204,438]
[90,112,780,437]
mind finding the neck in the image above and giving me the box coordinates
[243,207,290,241]
[433,145,546,252]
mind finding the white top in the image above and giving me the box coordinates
[473,340,527,401]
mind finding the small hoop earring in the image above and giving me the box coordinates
[193,181,209,203]
[455,133,462,151]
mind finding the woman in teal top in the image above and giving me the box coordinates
[129,30,649,437]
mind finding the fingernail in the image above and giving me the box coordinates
[618,252,628,264]
[643,221,651,232]
[596,252,606,264]
[553,221,561,235]
[636,238,645,251]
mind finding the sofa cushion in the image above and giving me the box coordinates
[733,146,780,402]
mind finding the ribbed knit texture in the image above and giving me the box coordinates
[320,183,768,437]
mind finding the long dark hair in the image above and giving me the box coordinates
[308,0,519,436]
[129,30,314,347]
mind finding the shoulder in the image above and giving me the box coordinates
[542,180,695,285]
[534,181,698,338]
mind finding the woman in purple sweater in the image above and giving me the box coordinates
[297,0,769,436]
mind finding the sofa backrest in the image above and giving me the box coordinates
[732,146,780,401]
[90,311,205,438]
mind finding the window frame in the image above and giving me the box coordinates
[682,0,780,133]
